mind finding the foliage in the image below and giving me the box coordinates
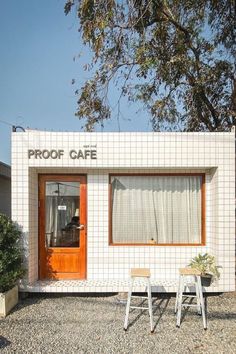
[189,253,221,281]
[0,214,25,293]
[65,0,235,131]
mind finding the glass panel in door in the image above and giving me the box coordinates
[45,181,80,248]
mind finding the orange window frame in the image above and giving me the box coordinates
[109,173,206,246]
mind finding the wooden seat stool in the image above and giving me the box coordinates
[175,268,207,330]
[124,268,154,332]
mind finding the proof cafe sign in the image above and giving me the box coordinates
[28,145,97,160]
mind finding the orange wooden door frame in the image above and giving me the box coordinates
[38,174,87,280]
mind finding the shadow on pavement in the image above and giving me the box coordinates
[0,336,11,350]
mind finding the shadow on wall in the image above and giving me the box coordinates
[19,224,58,284]
[16,223,28,281]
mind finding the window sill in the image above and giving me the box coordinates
[109,243,206,246]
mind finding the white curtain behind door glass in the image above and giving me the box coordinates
[111,176,201,244]
[46,196,77,246]
[45,182,79,247]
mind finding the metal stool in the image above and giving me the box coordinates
[175,268,207,329]
[124,268,154,332]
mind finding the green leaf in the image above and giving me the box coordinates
[0,214,25,292]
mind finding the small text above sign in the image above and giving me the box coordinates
[28,146,97,160]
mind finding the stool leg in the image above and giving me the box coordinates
[195,275,202,315]
[197,276,207,330]
[176,275,184,327]
[124,279,133,330]
[175,275,181,314]
[147,279,154,333]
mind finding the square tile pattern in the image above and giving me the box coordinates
[12,131,235,293]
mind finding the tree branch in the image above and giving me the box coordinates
[198,88,220,128]
[185,71,219,128]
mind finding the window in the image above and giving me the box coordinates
[110,174,205,245]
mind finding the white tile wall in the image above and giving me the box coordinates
[12,130,235,293]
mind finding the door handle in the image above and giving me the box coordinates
[76,224,85,230]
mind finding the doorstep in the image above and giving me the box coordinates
[19,279,178,293]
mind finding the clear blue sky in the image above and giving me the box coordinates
[0,0,150,165]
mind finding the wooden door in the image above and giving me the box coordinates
[39,175,87,280]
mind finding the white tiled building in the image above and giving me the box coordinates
[12,130,235,293]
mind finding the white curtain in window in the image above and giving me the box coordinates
[112,176,201,244]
